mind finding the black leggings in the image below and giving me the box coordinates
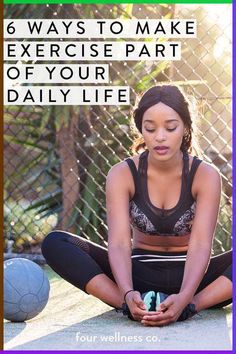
[41,230,232,309]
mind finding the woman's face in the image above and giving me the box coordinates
[141,102,185,160]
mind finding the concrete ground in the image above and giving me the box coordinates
[4,266,232,351]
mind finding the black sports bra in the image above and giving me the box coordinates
[125,150,202,236]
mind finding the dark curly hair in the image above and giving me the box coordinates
[132,85,193,153]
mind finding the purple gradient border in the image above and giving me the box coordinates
[1,2,234,354]
[232,0,235,352]
[0,352,234,354]
[1,350,232,353]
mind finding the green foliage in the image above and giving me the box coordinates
[4,3,232,254]
[4,198,58,252]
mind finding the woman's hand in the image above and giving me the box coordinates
[125,291,149,321]
[141,293,189,326]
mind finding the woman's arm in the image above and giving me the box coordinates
[106,162,147,320]
[179,164,221,301]
[142,163,222,326]
[106,163,133,295]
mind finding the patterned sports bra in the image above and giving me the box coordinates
[125,150,202,236]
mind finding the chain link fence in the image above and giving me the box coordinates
[4,3,232,255]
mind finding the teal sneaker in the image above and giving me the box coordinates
[177,303,197,321]
[122,290,156,320]
[142,291,156,311]
[155,292,169,310]
[155,292,197,321]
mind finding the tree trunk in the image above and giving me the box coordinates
[57,108,79,232]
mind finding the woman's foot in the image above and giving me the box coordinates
[122,291,197,322]
[142,291,156,311]
[155,292,197,322]
[122,291,156,320]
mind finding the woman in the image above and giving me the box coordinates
[42,85,232,326]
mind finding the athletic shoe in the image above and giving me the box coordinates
[177,303,197,321]
[121,302,135,321]
[156,292,169,308]
[155,291,197,322]
[122,290,156,321]
[142,291,156,311]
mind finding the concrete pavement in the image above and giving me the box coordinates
[4,266,232,350]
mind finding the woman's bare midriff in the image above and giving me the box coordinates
[132,228,190,252]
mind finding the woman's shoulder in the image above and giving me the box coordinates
[107,154,141,176]
[191,155,221,196]
[106,155,141,197]
[190,154,220,177]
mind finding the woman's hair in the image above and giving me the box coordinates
[131,85,194,154]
